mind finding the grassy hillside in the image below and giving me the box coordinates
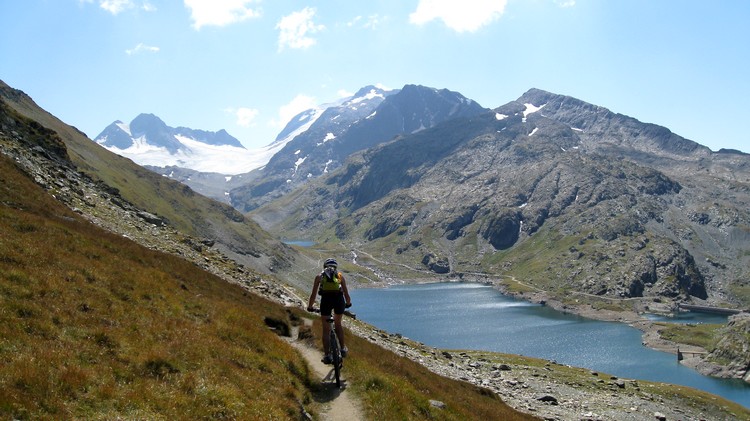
[0,119,531,419]
[0,153,313,419]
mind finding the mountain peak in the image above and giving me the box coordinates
[93,114,257,174]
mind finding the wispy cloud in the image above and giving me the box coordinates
[233,107,260,128]
[270,94,317,128]
[409,0,508,33]
[276,7,325,51]
[125,43,160,55]
[81,0,155,15]
[555,0,576,8]
[347,14,384,30]
[184,0,262,30]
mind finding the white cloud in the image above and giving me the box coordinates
[555,0,576,7]
[81,0,155,15]
[276,7,325,51]
[347,16,362,27]
[363,14,384,29]
[235,107,260,127]
[346,14,382,29]
[409,0,508,33]
[125,43,160,55]
[99,0,134,14]
[270,94,317,128]
[337,89,354,98]
[184,0,262,30]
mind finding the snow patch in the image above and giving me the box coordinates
[529,127,539,136]
[224,176,232,182]
[102,133,288,175]
[294,156,307,173]
[523,103,546,118]
[116,121,132,136]
[495,113,508,120]
[349,88,385,105]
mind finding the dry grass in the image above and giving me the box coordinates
[302,318,534,420]
[0,154,313,420]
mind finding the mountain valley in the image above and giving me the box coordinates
[2,77,750,419]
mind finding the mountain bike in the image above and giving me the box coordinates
[310,305,352,388]
[325,314,344,388]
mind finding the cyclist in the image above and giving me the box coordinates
[307,258,352,364]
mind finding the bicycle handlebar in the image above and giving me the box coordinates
[307,303,352,312]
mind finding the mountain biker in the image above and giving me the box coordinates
[307,258,352,364]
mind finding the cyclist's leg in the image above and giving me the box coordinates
[322,316,331,354]
[320,295,334,355]
[332,294,346,351]
[334,313,345,349]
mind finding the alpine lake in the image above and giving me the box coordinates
[349,282,750,409]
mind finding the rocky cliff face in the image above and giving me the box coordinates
[255,89,750,309]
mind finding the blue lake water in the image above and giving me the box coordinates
[349,282,750,409]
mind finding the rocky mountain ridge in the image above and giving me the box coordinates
[229,84,489,211]
[255,88,750,310]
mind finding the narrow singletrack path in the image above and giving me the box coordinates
[288,319,364,420]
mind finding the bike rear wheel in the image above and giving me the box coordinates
[330,332,341,388]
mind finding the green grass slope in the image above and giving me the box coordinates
[0,153,313,419]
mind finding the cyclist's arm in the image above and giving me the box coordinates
[340,274,352,306]
[307,275,321,310]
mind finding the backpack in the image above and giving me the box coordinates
[319,270,343,293]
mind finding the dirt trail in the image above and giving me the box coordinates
[289,320,364,420]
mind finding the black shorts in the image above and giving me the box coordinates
[320,293,345,316]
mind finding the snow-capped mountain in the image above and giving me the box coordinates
[94,113,274,175]
[229,84,489,211]
[93,85,486,206]
[93,87,394,176]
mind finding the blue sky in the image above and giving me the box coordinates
[1,0,748,153]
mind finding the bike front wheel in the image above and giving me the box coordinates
[330,333,342,388]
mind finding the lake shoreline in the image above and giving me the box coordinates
[346,280,750,418]
[352,273,747,384]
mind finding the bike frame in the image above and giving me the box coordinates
[326,316,343,388]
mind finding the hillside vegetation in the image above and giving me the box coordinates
[0,153,313,419]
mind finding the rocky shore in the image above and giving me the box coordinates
[494,283,750,385]
[344,313,749,421]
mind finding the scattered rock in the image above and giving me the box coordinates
[429,400,446,409]
[536,395,558,405]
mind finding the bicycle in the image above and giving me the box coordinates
[309,305,352,389]
[325,314,344,388]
